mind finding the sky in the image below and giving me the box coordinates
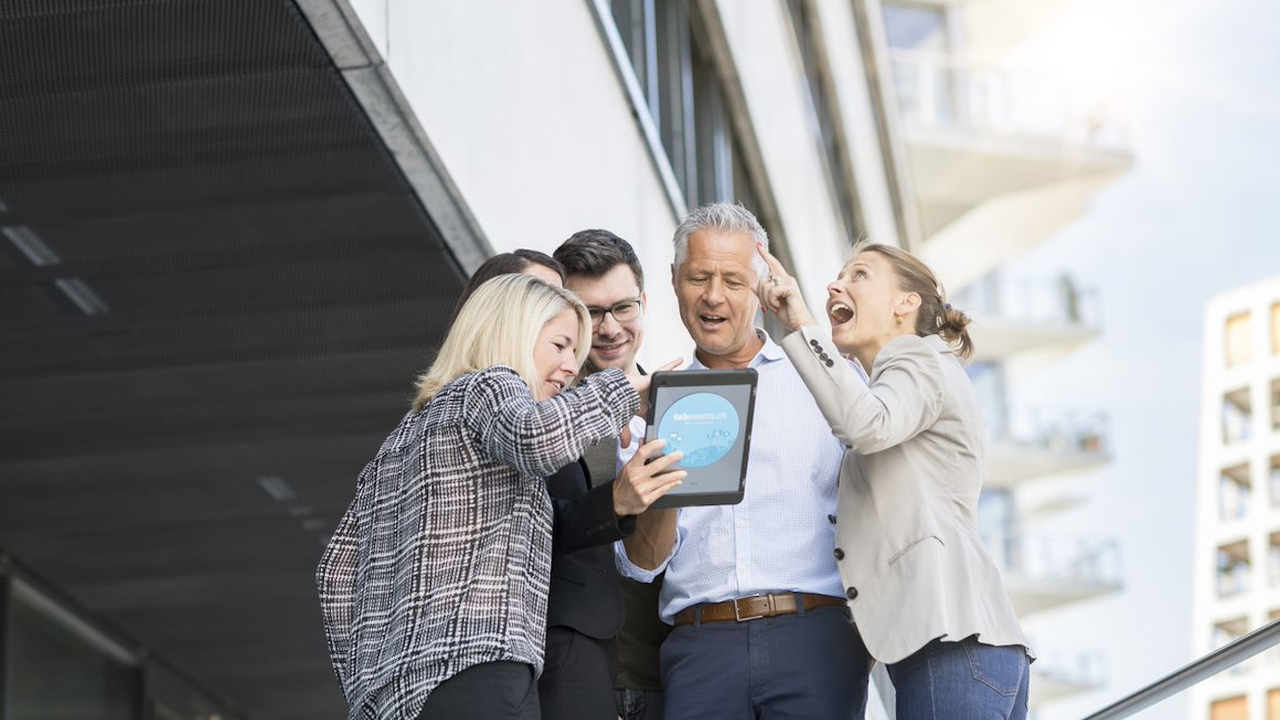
[997,1,1280,717]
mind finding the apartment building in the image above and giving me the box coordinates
[1192,278,1280,720]
[0,1,1128,718]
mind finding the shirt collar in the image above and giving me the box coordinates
[687,328,784,370]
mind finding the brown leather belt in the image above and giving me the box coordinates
[673,592,847,627]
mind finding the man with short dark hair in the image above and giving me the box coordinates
[540,230,668,720]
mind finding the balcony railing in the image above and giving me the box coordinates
[983,532,1123,587]
[994,407,1109,457]
[1032,648,1108,701]
[889,49,1129,151]
[953,272,1101,330]
[1216,565,1250,599]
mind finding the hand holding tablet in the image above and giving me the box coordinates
[644,368,758,508]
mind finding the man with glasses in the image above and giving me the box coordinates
[535,230,668,720]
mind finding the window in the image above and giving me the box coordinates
[1226,312,1253,368]
[1271,533,1280,587]
[1269,612,1280,668]
[1272,379,1280,431]
[608,0,753,208]
[975,490,1016,570]
[1271,456,1280,509]
[1217,539,1251,598]
[1223,387,1253,445]
[882,1,955,126]
[882,1,949,52]
[8,581,139,720]
[1211,695,1248,720]
[1214,616,1251,675]
[1272,303,1280,356]
[1214,616,1248,647]
[147,663,244,720]
[785,0,862,241]
[966,361,1007,441]
[1220,463,1251,521]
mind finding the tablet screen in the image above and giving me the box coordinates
[647,378,755,497]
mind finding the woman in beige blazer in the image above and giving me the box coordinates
[754,241,1033,720]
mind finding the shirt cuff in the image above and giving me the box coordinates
[613,530,679,582]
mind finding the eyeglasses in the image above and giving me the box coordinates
[586,298,643,327]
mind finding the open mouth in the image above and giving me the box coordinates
[698,313,728,328]
[545,379,565,394]
[593,340,628,356]
[828,302,854,326]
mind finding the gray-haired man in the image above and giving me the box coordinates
[618,204,870,719]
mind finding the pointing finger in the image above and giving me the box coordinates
[755,241,788,277]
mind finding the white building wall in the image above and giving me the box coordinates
[711,0,851,305]
[814,0,902,247]
[347,0,688,365]
[1192,277,1280,720]
[341,0,902,368]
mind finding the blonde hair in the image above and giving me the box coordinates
[851,241,975,361]
[413,274,591,410]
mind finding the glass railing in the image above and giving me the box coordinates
[952,272,1101,330]
[888,49,1130,151]
[1032,647,1108,690]
[982,532,1123,587]
[991,407,1110,458]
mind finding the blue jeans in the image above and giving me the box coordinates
[660,604,870,720]
[886,636,1029,720]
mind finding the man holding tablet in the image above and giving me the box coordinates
[617,204,871,719]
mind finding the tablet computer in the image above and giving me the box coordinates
[644,368,758,508]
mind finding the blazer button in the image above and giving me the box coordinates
[846,586,859,600]
[819,352,829,361]
[825,359,834,367]
[833,548,845,560]
[827,514,837,524]
[810,339,820,347]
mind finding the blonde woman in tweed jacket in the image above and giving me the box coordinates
[317,274,684,720]
[756,243,1034,720]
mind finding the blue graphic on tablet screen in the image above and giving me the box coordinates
[657,393,740,468]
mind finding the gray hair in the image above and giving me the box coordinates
[672,203,770,280]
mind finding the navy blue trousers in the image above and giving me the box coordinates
[659,604,870,720]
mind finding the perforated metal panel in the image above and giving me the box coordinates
[0,2,466,718]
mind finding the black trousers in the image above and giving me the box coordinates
[416,661,539,720]
[539,627,617,720]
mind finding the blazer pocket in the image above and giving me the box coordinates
[887,534,944,566]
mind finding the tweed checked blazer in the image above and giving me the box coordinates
[781,330,1031,665]
[316,365,639,720]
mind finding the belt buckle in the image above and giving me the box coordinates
[733,593,768,622]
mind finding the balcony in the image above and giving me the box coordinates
[985,408,1110,488]
[953,272,1101,362]
[984,532,1122,615]
[888,49,1133,286]
[1217,539,1251,600]
[1029,649,1108,705]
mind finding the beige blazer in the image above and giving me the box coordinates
[781,328,1031,664]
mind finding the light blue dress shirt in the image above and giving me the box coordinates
[617,330,849,623]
